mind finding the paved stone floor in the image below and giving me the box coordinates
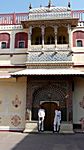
[0,132,84,150]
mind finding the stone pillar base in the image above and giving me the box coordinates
[24,121,38,133]
[60,122,74,133]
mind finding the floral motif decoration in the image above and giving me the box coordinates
[79,96,84,109]
[12,95,21,108]
[11,115,21,126]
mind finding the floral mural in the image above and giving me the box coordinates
[12,95,21,108]
[11,115,21,126]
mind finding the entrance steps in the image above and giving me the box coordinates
[24,121,74,133]
[60,122,74,133]
[24,121,38,133]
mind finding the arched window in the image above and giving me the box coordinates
[15,32,28,48]
[57,26,68,44]
[31,27,42,45]
[44,27,55,44]
[46,36,55,44]
[73,31,84,47]
[0,33,10,49]
[58,36,67,44]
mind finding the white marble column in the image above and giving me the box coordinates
[41,26,45,49]
[68,24,71,48]
[28,26,32,50]
[54,26,58,48]
[10,30,15,51]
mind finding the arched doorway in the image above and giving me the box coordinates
[41,102,58,131]
[32,80,72,130]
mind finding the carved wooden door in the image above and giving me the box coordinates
[41,102,58,131]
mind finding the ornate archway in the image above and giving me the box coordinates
[32,82,68,125]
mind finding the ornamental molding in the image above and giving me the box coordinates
[22,19,78,28]
[26,62,73,66]
[0,25,23,31]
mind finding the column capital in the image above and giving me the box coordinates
[28,26,32,35]
[41,25,45,35]
[68,24,71,48]
[68,24,71,33]
[54,26,58,35]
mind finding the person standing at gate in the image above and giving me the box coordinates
[53,106,61,133]
[57,107,61,132]
[38,105,45,132]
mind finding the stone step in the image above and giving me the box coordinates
[24,121,74,133]
[24,121,38,133]
[60,122,74,133]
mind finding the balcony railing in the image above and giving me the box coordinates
[0,12,28,25]
[0,10,84,25]
[29,11,72,20]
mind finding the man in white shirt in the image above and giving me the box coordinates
[38,105,45,132]
[53,107,61,132]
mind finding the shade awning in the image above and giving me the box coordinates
[0,71,11,78]
[10,69,84,76]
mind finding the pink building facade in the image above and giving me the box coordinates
[0,2,84,132]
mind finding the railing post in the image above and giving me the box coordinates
[13,13,16,24]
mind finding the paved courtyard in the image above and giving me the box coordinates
[0,132,84,150]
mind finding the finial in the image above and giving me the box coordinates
[68,0,71,8]
[48,0,51,8]
[29,3,32,9]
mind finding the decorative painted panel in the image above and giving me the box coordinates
[27,51,72,62]
[0,77,26,131]
[11,115,21,127]
[12,95,21,108]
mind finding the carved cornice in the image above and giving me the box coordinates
[26,62,73,68]
[21,18,78,28]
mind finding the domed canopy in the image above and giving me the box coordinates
[28,5,72,21]
[29,6,70,13]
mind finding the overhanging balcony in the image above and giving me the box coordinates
[30,44,69,51]
[27,44,72,64]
